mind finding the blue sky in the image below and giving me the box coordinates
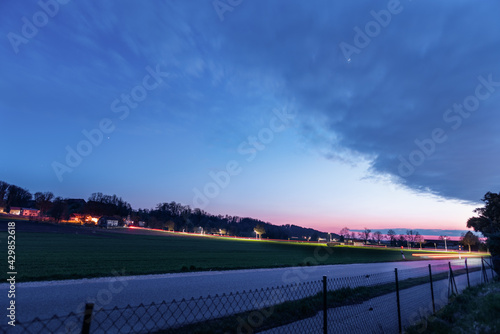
[1,0,499,233]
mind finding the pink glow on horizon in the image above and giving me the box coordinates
[258,212,472,235]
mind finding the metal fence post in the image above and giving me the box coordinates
[395,268,402,334]
[490,257,495,279]
[448,262,458,300]
[323,275,327,334]
[465,258,470,288]
[481,257,489,283]
[428,264,435,314]
[82,303,94,334]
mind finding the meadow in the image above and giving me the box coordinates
[0,222,474,282]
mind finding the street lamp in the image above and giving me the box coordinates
[443,237,448,252]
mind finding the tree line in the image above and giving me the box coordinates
[338,226,483,251]
[0,180,333,240]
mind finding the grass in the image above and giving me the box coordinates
[157,285,384,334]
[406,279,500,334]
[0,225,478,282]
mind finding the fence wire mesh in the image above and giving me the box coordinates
[1,258,496,334]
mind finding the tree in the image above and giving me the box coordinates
[362,228,371,244]
[467,191,500,275]
[6,185,32,208]
[406,230,418,248]
[373,231,383,244]
[398,234,406,247]
[165,220,175,231]
[34,192,54,216]
[254,224,265,239]
[49,197,68,222]
[340,227,350,240]
[415,234,425,249]
[0,181,9,207]
[387,229,396,247]
[460,231,479,252]
[466,192,500,235]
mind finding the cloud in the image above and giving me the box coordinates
[212,0,500,202]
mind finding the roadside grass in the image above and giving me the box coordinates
[406,279,500,334]
[0,224,480,282]
[158,286,380,334]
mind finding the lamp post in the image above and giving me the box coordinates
[443,237,448,252]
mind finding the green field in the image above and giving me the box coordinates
[1,229,470,282]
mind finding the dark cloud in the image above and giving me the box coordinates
[215,0,500,202]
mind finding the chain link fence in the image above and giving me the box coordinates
[2,257,496,334]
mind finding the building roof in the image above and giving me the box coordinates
[10,207,39,211]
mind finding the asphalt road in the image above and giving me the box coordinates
[0,257,481,328]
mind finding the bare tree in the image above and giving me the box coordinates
[339,227,350,240]
[363,228,371,244]
[6,185,32,208]
[34,192,54,216]
[415,234,425,249]
[387,229,396,246]
[406,230,419,247]
[373,231,383,244]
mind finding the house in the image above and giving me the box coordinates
[69,213,85,223]
[98,216,120,228]
[8,207,39,216]
[9,207,22,215]
[22,208,40,217]
[123,215,134,226]
[69,214,100,225]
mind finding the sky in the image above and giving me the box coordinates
[1,0,499,234]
